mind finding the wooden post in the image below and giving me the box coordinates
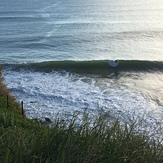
[6,95,9,109]
[21,101,24,116]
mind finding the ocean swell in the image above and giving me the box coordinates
[3,60,163,75]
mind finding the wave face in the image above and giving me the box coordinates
[4,60,163,75]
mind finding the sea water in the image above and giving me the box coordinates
[0,0,163,139]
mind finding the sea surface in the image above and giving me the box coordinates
[0,0,163,139]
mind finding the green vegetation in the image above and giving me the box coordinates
[0,75,162,163]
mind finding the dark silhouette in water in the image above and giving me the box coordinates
[108,60,119,76]
[108,60,118,68]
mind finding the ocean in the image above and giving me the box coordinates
[0,0,163,139]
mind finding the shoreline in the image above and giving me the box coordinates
[0,67,162,162]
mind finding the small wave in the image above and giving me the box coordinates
[0,10,38,15]
[0,16,44,22]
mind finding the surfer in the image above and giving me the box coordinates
[108,60,118,76]
[108,60,118,68]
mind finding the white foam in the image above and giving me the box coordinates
[2,69,163,140]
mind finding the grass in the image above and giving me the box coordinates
[0,72,162,162]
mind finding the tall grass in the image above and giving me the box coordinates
[0,71,162,162]
[0,110,162,163]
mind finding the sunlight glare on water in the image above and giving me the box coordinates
[0,0,163,63]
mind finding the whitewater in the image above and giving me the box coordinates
[0,0,163,139]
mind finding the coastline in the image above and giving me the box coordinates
[0,66,162,162]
